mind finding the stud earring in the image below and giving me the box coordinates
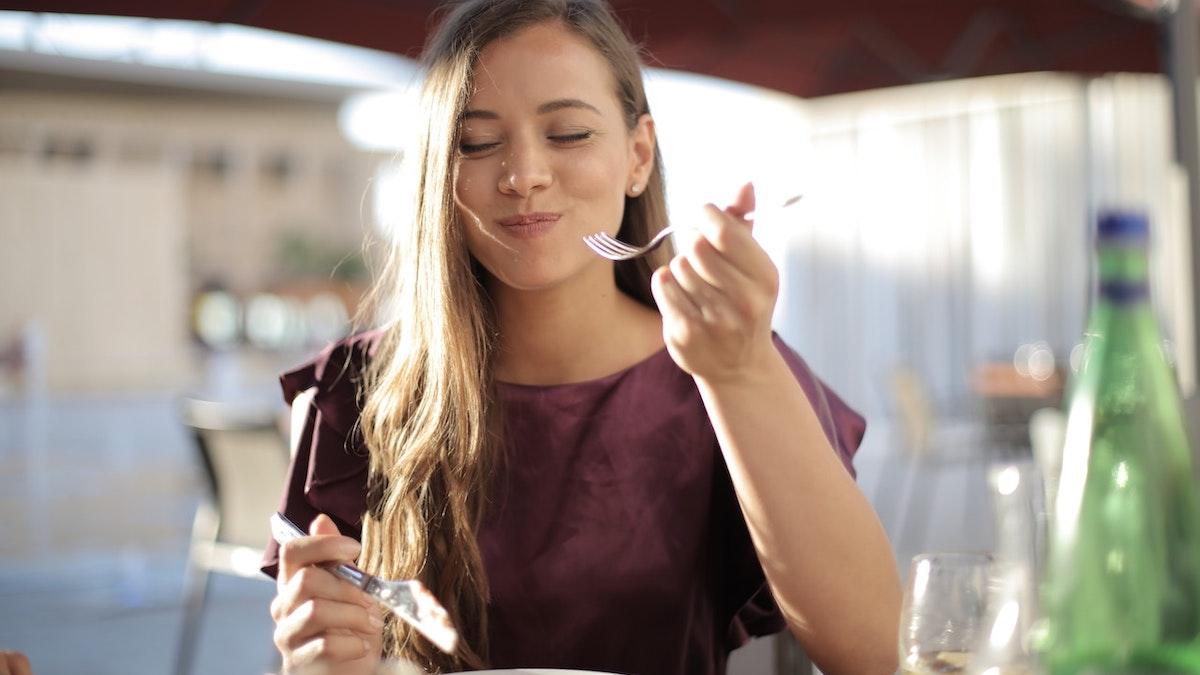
[629,183,642,196]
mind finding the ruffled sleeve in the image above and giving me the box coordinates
[260,329,384,579]
[773,335,865,479]
[721,333,867,648]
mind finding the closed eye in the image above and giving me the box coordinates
[550,131,593,145]
[459,141,500,155]
[459,130,593,155]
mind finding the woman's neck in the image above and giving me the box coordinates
[488,267,663,386]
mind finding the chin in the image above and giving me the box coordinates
[490,269,570,292]
[483,257,593,293]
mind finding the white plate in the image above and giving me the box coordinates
[456,671,621,674]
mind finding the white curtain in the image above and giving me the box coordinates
[742,72,1191,421]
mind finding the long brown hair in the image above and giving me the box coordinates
[355,0,671,670]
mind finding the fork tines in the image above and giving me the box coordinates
[583,233,641,260]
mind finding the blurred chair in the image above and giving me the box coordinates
[891,367,935,460]
[174,397,289,675]
[0,332,24,398]
[883,366,991,561]
[0,320,47,400]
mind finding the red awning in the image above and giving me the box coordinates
[4,0,1164,98]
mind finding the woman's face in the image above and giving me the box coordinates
[454,20,654,293]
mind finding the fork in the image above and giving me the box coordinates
[269,512,459,654]
[583,194,803,261]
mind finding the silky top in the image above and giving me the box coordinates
[262,329,865,674]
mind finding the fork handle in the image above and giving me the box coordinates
[270,512,375,588]
[326,559,375,590]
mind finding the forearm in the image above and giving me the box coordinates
[696,349,901,675]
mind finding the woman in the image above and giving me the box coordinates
[263,0,901,673]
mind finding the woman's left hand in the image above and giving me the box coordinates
[651,182,780,384]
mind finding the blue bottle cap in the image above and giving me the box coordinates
[1097,210,1149,242]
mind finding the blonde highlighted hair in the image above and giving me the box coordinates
[355,0,671,670]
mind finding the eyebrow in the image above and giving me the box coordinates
[460,98,602,121]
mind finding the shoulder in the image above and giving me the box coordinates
[280,328,386,437]
[261,333,382,576]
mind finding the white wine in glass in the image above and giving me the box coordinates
[899,552,992,675]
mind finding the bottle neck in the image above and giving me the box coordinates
[1097,243,1149,304]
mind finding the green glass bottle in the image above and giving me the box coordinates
[1039,210,1200,674]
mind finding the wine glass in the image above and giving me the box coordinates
[899,552,993,674]
[967,463,1043,675]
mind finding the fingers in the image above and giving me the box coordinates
[271,583,384,672]
[274,595,382,650]
[278,516,361,587]
[725,181,756,220]
[668,254,729,325]
[652,266,701,322]
[656,183,782,381]
[285,632,374,668]
[273,566,373,622]
[663,247,769,335]
[271,513,380,669]
[682,234,755,299]
[655,194,781,372]
[308,513,341,537]
[0,651,32,675]
[695,204,777,289]
[671,208,775,318]
[272,570,384,669]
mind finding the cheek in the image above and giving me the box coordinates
[562,146,625,197]
[463,224,508,288]
[455,168,494,248]
[460,208,492,267]
[450,173,484,261]
[558,148,628,228]
[454,165,487,211]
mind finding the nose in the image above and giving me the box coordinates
[499,138,552,196]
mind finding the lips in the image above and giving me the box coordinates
[497,212,561,238]
[498,212,561,227]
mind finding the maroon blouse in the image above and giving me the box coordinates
[261,329,865,674]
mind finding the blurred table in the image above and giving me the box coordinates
[972,363,1064,451]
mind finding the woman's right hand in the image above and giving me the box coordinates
[270,514,385,674]
[0,650,32,675]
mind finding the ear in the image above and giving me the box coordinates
[626,113,656,196]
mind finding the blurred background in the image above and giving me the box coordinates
[0,1,1197,673]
